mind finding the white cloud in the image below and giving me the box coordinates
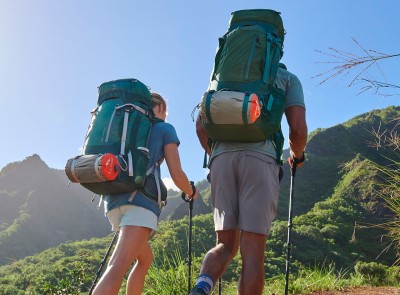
[162,177,179,192]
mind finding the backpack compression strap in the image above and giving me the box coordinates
[127,162,163,208]
[144,161,164,208]
[274,129,284,165]
[120,103,151,155]
[104,103,152,155]
[203,138,214,169]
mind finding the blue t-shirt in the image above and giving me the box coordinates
[104,121,180,217]
[211,67,306,161]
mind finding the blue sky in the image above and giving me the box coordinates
[1,1,399,189]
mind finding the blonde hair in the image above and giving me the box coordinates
[151,92,167,111]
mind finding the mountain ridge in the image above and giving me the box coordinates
[0,154,111,265]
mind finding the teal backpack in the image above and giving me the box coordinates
[65,78,166,205]
[199,9,286,163]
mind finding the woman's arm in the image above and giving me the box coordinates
[164,142,199,200]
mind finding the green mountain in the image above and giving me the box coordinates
[0,155,110,265]
[268,156,397,270]
[276,106,400,220]
[0,106,398,294]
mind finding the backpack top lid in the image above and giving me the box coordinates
[229,9,285,42]
[97,78,152,106]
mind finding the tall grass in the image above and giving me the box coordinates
[368,118,400,264]
[373,156,400,265]
[141,253,399,295]
[283,264,354,294]
[40,249,399,295]
[143,246,192,295]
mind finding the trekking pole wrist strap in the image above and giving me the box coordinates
[292,152,305,164]
[190,181,196,199]
[181,181,196,202]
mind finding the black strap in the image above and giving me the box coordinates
[181,181,196,202]
[190,181,196,198]
[292,152,305,165]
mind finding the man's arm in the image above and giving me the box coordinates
[285,105,307,167]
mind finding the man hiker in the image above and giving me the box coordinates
[190,9,308,295]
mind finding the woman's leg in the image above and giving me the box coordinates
[126,241,153,295]
[92,226,151,295]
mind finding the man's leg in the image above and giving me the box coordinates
[190,229,240,294]
[238,231,267,295]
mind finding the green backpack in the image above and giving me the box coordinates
[199,9,286,163]
[65,78,166,204]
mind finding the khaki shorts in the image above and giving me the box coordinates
[210,150,281,235]
[106,205,158,235]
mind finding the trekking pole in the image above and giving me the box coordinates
[88,230,119,295]
[181,181,195,295]
[218,277,222,295]
[284,163,297,295]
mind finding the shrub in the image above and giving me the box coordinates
[354,261,387,285]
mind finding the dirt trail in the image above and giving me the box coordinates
[301,286,400,295]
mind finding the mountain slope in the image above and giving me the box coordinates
[275,105,400,219]
[269,156,397,271]
[0,155,110,265]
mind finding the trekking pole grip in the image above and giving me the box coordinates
[291,151,304,177]
[181,181,196,203]
[290,163,297,177]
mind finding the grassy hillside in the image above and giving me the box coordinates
[268,157,397,273]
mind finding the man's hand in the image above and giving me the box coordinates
[288,150,305,168]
